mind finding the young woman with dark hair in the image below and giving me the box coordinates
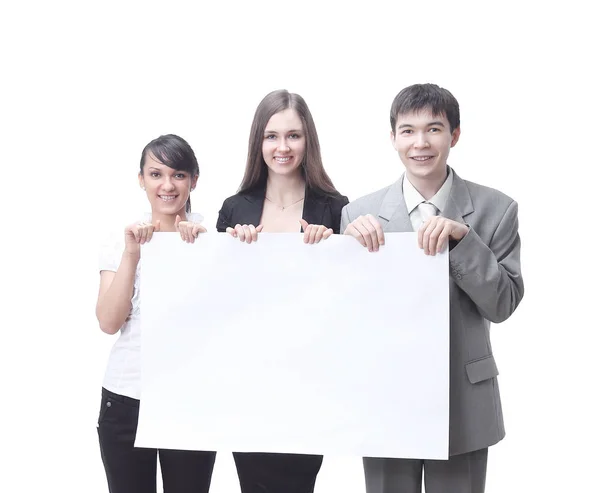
[96,134,216,493]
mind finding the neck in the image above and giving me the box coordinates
[265,171,306,203]
[150,208,187,232]
[406,168,448,201]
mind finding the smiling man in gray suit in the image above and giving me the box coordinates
[341,83,524,493]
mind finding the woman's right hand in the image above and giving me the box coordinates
[226,224,264,244]
[124,220,161,255]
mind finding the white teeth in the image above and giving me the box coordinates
[160,196,176,201]
[275,157,291,163]
[412,156,432,161]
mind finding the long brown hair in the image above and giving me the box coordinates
[239,90,340,195]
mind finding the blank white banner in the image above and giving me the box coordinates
[136,233,449,459]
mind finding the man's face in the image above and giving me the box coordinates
[391,110,460,183]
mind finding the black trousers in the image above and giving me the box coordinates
[233,451,323,493]
[97,388,216,493]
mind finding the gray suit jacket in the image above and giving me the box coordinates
[340,168,524,456]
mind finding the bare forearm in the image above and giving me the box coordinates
[96,252,138,334]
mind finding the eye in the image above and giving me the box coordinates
[429,127,441,133]
[400,129,413,135]
[289,133,302,139]
[175,173,186,179]
[264,134,276,140]
[150,172,160,178]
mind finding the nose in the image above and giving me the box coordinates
[413,131,430,149]
[278,138,290,152]
[162,177,175,191]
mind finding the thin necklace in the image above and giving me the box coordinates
[265,195,305,211]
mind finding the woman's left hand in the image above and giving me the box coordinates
[176,215,207,243]
[300,219,333,244]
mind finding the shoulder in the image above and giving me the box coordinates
[219,193,240,211]
[464,179,514,202]
[310,190,349,210]
[99,214,139,250]
[450,173,519,228]
[330,193,350,209]
[342,183,396,216]
[98,225,127,272]
[217,189,263,230]
[461,177,517,213]
[219,189,262,211]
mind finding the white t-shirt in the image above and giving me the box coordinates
[98,212,203,399]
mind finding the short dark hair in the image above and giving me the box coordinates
[239,89,340,196]
[140,134,199,213]
[390,83,460,134]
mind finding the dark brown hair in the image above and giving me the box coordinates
[140,134,199,212]
[239,90,339,195]
[390,83,460,134]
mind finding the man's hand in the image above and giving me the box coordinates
[343,214,385,252]
[418,216,468,255]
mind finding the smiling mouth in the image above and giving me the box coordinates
[275,156,292,163]
[410,156,434,162]
[159,195,178,201]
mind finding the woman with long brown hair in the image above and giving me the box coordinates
[217,90,348,492]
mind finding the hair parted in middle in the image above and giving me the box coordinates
[239,89,340,196]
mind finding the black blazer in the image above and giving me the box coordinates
[216,184,349,234]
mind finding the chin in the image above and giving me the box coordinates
[156,202,184,214]
[270,165,301,176]
[409,164,443,178]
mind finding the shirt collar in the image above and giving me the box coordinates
[402,167,454,214]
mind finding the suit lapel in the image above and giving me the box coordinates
[442,170,474,224]
[302,188,326,228]
[378,178,413,232]
[378,169,475,232]
[242,186,266,226]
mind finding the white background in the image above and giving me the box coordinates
[2,1,598,492]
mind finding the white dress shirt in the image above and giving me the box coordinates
[403,168,454,232]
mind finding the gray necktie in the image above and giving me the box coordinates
[418,201,438,222]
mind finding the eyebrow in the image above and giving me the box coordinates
[397,121,446,130]
[264,129,303,134]
[148,166,186,173]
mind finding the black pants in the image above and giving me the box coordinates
[233,451,323,493]
[97,388,216,493]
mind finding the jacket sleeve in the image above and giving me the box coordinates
[449,200,524,323]
[331,195,350,234]
[339,202,352,235]
[216,198,233,232]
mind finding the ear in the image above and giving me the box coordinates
[138,172,145,189]
[191,174,199,190]
[450,127,461,147]
[390,130,398,151]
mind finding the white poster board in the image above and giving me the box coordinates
[136,233,449,459]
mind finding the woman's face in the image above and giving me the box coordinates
[138,153,197,216]
[262,108,306,178]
